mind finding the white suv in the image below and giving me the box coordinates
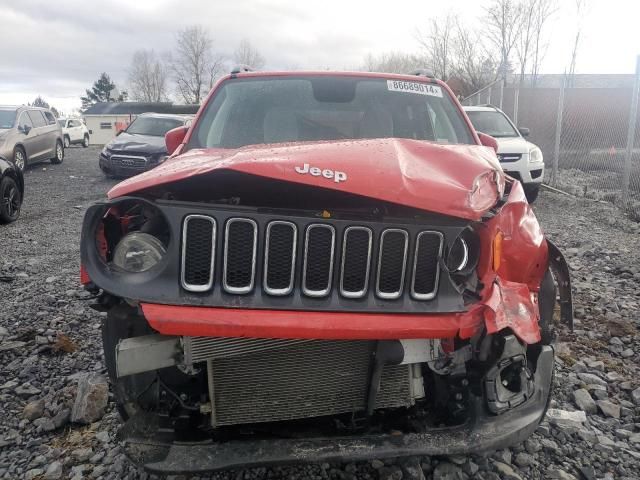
[58,118,90,148]
[463,105,544,202]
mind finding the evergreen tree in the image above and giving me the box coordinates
[81,73,126,109]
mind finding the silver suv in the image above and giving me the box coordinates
[0,105,65,171]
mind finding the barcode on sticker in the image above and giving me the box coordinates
[387,80,443,97]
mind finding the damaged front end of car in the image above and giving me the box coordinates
[79,137,572,473]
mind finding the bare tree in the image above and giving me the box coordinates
[171,25,225,104]
[233,39,266,69]
[128,50,169,102]
[568,0,589,86]
[529,0,557,86]
[453,23,499,97]
[485,0,523,85]
[417,13,457,80]
[362,52,425,74]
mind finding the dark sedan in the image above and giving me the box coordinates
[99,113,192,178]
[0,155,24,223]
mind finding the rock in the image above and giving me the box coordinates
[494,449,512,465]
[22,399,45,421]
[573,388,597,414]
[32,417,56,431]
[577,372,608,387]
[71,374,108,424]
[514,452,535,468]
[493,461,523,480]
[25,468,44,480]
[95,430,110,443]
[578,466,596,480]
[432,462,464,480]
[620,348,634,358]
[631,387,640,406]
[596,400,621,419]
[71,448,93,463]
[546,408,587,429]
[0,340,27,352]
[399,457,425,480]
[0,326,8,337]
[609,337,623,346]
[378,465,403,480]
[371,459,384,469]
[547,469,578,480]
[44,461,63,480]
[15,383,42,398]
[52,409,71,429]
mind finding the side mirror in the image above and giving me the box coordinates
[518,127,530,137]
[478,132,499,152]
[165,126,189,155]
[19,124,32,135]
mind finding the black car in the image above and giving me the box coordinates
[0,155,24,223]
[99,113,192,178]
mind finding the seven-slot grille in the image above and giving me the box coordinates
[181,216,444,301]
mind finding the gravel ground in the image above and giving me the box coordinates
[1,147,640,480]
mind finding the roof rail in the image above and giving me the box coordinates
[408,69,435,79]
[230,65,254,74]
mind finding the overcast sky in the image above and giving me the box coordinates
[0,0,638,114]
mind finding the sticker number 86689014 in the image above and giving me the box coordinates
[386,80,443,97]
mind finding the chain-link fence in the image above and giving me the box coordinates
[462,57,640,219]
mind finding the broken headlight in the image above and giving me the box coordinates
[445,228,479,275]
[113,232,166,273]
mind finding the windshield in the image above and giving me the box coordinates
[189,76,474,149]
[0,110,16,129]
[466,110,519,138]
[126,117,184,136]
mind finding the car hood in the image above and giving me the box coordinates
[495,136,535,154]
[106,132,167,154]
[108,138,504,221]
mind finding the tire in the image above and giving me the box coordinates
[524,184,540,203]
[0,176,21,223]
[82,135,90,148]
[51,140,64,164]
[63,135,71,148]
[13,146,26,172]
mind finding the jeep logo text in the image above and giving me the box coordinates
[294,163,347,183]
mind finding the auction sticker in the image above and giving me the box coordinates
[387,80,442,97]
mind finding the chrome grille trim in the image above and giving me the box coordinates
[375,229,409,300]
[223,218,258,294]
[302,224,336,298]
[110,154,147,169]
[339,226,373,298]
[410,231,444,300]
[263,221,297,296]
[181,215,216,292]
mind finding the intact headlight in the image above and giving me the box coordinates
[529,147,543,163]
[113,232,166,273]
[101,146,111,157]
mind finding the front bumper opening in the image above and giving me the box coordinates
[116,339,554,474]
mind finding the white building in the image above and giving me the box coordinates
[82,102,199,145]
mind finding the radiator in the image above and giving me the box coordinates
[184,338,415,427]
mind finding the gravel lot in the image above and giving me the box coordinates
[1,146,640,480]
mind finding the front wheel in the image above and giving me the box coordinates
[0,176,21,223]
[51,140,64,164]
[13,146,26,172]
[82,135,90,148]
[524,184,540,203]
[63,135,71,148]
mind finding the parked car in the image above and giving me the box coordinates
[99,113,192,178]
[80,70,572,474]
[463,105,544,202]
[0,105,64,171]
[0,155,24,223]
[58,117,90,148]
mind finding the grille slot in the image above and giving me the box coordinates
[264,221,297,296]
[223,218,258,294]
[302,224,335,297]
[376,229,409,299]
[340,227,372,298]
[110,155,147,169]
[411,231,443,300]
[181,215,216,292]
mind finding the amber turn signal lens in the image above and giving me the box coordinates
[492,231,504,271]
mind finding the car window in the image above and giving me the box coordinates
[58,120,66,128]
[126,117,185,136]
[44,111,57,125]
[27,110,47,128]
[68,120,77,127]
[0,110,17,129]
[189,76,474,150]
[465,110,519,138]
[18,112,34,130]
